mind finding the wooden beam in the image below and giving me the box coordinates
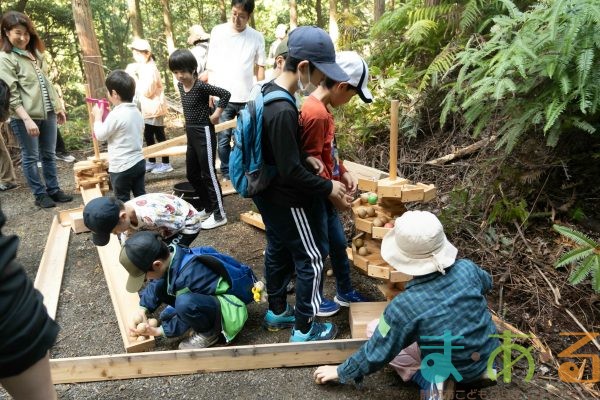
[34,215,71,320]
[240,211,265,230]
[50,339,365,383]
[349,302,388,339]
[344,160,388,181]
[58,206,89,233]
[81,187,155,352]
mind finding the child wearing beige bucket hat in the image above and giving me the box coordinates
[314,211,499,398]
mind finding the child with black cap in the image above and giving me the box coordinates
[252,26,350,342]
[83,193,203,247]
[119,231,248,349]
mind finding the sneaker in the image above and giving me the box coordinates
[178,332,220,350]
[55,152,76,162]
[201,213,227,230]
[0,182,17,191]
[316,298,340,317]
[263,304,295,331]
[35,194,56,208]
[334,289,370,307]
[197,209,210,221]
[290,322,338,342]
[151,163,174,174]
[49,190,73,203]
[145,161,156,172]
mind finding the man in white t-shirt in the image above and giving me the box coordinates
[203,0,266,180]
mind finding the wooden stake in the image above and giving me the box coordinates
[389,100,399,180]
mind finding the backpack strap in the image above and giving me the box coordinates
[193,254,232,287]
[263,90,296,107]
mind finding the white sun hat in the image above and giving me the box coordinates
[381,210,458,276]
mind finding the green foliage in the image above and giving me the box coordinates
[553,225,600,293]
[442,0,600,152]
[487,196,528,224]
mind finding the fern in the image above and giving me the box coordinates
[553,224,600,293]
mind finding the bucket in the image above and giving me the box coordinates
[173,181,202,210]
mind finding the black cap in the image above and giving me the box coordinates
[287,26,349,83]
[119,231,164,293]
[83,197,121,246]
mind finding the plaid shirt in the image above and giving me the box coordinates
[338,259,499,384]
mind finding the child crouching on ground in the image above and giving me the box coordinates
[92,70,145,202]
[314,211,499,399]
[83,193,203,247]
[119,231,248,349]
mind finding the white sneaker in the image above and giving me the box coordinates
[145,161,156,172]
[151,163,174,174]
[197,209,210,221]
[201,213,227,230]
[178,332,220,350]
[55,152,76,162]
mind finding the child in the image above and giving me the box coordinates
[168,49,231,230]
[83,193,203,247]
[300,51,373,316]
[119,231,248,349]
[314,211,499,398]
[92,70,145,202]
[253,26,349,342]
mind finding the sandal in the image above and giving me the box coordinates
[0,182,17,191]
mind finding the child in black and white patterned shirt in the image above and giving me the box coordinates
[169,49,231,230]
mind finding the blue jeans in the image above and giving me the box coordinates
[10,113,60,197]
[326,201,353,294]
[218,102,245,178]
[253,194,328,328]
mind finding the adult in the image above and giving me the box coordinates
[266,23,287,68]
[187,24,210,75]
[204,0,266,180]
[0,79,17,191]
[0,11,73,208]
[126,38,172,175]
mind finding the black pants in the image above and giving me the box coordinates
[109,159,146,202]
[144,124,169,164]
[185,124,225,220]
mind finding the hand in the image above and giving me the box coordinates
[92,104,103,121]
[57,111,67,125]
[314,365,340,384]
[24,118,39,137]
[306,156,324,174]
[328,180,347,203]
[209,111,221,125]
[129,324,161,338]
[330,193,353,211]
[341,171,357,195]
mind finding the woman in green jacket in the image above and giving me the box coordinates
[0,11,72,208]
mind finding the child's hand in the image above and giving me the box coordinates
[341,171,357,195]
[129,308,147,332]
[314,365,340,384]
[305,156,324,174]
[330,193,353,211]
[328,180,347,203]
[91,104,103,121]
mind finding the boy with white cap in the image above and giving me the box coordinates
[314,211,498,398]
[254,26,350,342]
[300,51,373,317]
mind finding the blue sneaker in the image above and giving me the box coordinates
[334,289,370,307]
[316,298,340,317]
[290,322,338,342]
[263,304,295,331]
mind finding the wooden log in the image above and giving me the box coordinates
[50,339,366,383]
[349,302,388,339]
[34,216,70,320]
[389,100,399,179]
[426,135,497,165]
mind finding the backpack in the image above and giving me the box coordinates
[180,246,257,304]
[229,88,296,198]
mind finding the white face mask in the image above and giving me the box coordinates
[297,67,318,96]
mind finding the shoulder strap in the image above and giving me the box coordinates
[262,90,296,107]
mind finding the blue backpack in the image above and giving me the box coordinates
[229,89,296,198]
[180,246,257,305]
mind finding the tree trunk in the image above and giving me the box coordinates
[374,0,385,21]
[219,0,227,23]
[328,0,338,47]
[289,0,298,30]
[160,0,175,54]
[127,0,144,39]
[315,0,323,28]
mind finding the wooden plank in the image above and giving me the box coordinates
[240,211,265,231]
[372,226,392,239]
[357,177,378,192]
[144,145,186,159]
[349,302,388,339]
[400,184,425,202]
[50,339,366,383]
[377,282,403,300]
[34,216,71,320]
[58,206,90,233]
[389,270,412,283]
[344,160,388,181]
[81,187,155,352]
[220,178,236,196]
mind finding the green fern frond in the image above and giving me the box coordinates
[577,48,594,82]
[593,266,600,292]
[568,255,599,285]
[559,74,571,95]
[553,225,598,247]
[460,0,482,31]
[556,247,596,268]
[544,99,567,132]
[419,44,458,90]
[404,20,439,45]
[571,118,596,134]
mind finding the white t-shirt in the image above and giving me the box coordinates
[206,23,266,103]
[93,103,144,173]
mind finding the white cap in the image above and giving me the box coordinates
[129,38,151,52]
[335,51,373,103]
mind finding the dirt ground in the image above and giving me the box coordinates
[0,150,594,399]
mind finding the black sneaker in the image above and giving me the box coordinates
[35,194,56,208]
[49,190,73,203]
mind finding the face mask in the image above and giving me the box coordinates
[297,67,318,96]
